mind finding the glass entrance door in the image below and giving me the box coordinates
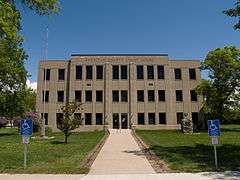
[112,113,119,129]
[121,113,128,129]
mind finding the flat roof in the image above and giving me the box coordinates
[71,53,168,57]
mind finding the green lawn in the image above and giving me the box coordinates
[136,125,240,172]
[0,128,105,174]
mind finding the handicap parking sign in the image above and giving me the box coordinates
[208,119,220,137]
[20,119,33,136]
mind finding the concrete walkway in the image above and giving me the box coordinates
[89,129,155,174]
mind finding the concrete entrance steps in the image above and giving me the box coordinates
[89,129,155,174]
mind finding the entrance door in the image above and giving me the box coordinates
[121,113,128,129]
[112,113,119,129]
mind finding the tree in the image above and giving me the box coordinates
[223,0,240,30]
[57,102,83,144]
[0,0,60,118]
[196,46,240,122]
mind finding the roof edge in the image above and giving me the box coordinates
[71,53,168,57]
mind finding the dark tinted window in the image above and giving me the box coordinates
[96,65,103,79]
[86,65,93,80]
[157,65,164,79]
[137,90,144,102]
[121,65,128,79]
[112,65,119,79]
[96,90,103,102]
[148,90,155,102]
[137,65,144,79]
[57,91,64,102]
[148,113,155,124]
[121,90,128,102]
[176,90,183,101]
[42,90,49,102]
[96,113,103,125]
[58,69,65,80]
[75,91,81,102]
[112,90,119,102]
[175,68,182,80]
[85,113,92,125]
[159,113,166,124]
[147,65,154,79]
[190,90,198,101]
[177,112,183,124]
[158,90,165,101]
[192,112,199,130]
[85,90,92,102]
[189,68,196,80]
[56,113,63,127]
[76,65,82,80]
[41,113,48,125]
[44,69,50,80]
[138,113,145,125]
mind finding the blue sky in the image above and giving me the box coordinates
[20,0,240,82]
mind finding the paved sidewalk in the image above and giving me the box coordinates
[89,129,155,174]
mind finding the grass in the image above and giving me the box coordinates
[0,128,105,174]
[136,124,240,172]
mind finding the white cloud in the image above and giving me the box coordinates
[26,79,37,90]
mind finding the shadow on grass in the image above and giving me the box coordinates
[221,128,240,133]
[50,141,66,145]
[150,144,240,172]
[0,133,16,137]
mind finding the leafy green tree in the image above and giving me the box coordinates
[196,46,240,122]
[223,0,240,30]
[57,102,83,144]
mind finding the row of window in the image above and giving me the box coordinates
[42,90,198,103]
[43,66,197,81]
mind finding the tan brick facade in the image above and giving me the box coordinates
[36,54,203,131]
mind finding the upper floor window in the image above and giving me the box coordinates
[85,90,92,102]
[57,91,64,102]
[148,113,155,125]
[96,90,103,102]
[147,65,154,79]
[121,90,128,102]
[148,90,155,102]
[158,90,165,101]
[176,90,183,101]
[112,65,119,80]
[137,90,144,102]
[76,65,82,80]
[75,90,81,102]
[121,65,128,79]
[190,90,198,101]
[174,68,182,80]
[159,113,166,124]
[58,69,65,80]
[42,90,49,102]
[96,65,103,79]
[112,90,119,102]
[86,65,93,80]
[137,65,144,79]
[189,68,196,80]
[43,69,50,81]
[137,113,145,125]
[157,65,165,79]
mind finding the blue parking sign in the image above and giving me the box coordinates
[208,119,220,137]
[20,119,33,136]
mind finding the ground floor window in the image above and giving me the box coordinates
[159,113,166,124]
[96,113,103,125]
[176,112,183,124]
[41,113,48,125]
[137,113,145,125]
[56,113,63,128]
[85,113,92,125]
[192,112,199,130]
[148,113,155,124]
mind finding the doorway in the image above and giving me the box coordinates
[121,113,128,129]
[112,113,128,129]
[112,114,119,129]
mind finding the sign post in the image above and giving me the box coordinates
[208,119,220,170]
[20,119,33,169]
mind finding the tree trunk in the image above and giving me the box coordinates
[64,134,68,144]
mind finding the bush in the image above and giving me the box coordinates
[222,110,240,124]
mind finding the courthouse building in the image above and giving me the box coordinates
[36,54,203,131]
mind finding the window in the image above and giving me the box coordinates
[76,65,82,80]
[137,113,145,125]
[121,65,128,79]
[57,91,64,102]
[177,112,183,124]
[75,91,81,102]
[158,90,165,101]
[175,68,182,80]
[41,113,48,125]
[148,113,155,125]
[137,65,144,79]
[96,65,103,79]
[159,113,166,124]
[112,90,119,102]
[176,90,183,101]
[42,90,49,102]
[192,112,199,130]
[190,90,198,101]
[85,90,92,102]
[86,65,93,80]
[85,113,92,125]
[189,68,196,80]
[121,90,128,102]
[43,69,50,80]
[147,65,154,79]
[137,90,144,102]
[56,113,63,127]
[74,113,81,121]
[58,69,65,80]
[112,65,119,79]
[96,113,103,125]
[157,65,164,79]
[148,90,155,102]
[96,90,103,102]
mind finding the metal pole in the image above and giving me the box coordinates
[214,145,218,169]
[24,144,27,169]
